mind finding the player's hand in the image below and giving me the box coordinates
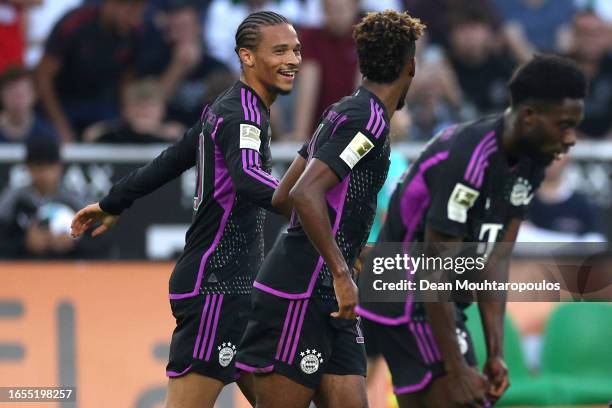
[441,363,489,407]
[483,356,509,403]
[331,273,358,320]
[70,203,118,238]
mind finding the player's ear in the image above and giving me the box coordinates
[518,105,538,131]
[407,57,416,78]
[238,48,256,68]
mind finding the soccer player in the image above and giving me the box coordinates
[235,11,425,407]
[70,11,301,408]
[356,54,587,407]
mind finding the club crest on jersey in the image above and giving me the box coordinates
[240,124,261,150]
[299,348,324,374]
[448,183,480,223]
[510,177,534,206]
[339,132,374,169]
[217,342,236,367]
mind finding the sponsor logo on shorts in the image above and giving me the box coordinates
[218,342,236,367]
[456,329,468,355]
[299,349,323,374]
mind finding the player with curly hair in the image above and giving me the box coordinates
[235,10,425,408]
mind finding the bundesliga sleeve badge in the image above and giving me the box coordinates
[240,124,262,150]
[340,132,374,169]
[448,183,480,223]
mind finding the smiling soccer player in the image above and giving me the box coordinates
[70,11,301,408]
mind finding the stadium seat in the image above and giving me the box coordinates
[539,302,612,405]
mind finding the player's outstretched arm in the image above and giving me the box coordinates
[424,226,489,407]
[70,203,118,238]
[289,158,357,320]
[477,218,520,403]
[272,154,307,218]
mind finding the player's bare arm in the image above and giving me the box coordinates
[272,154,307,217]
[477,218,521,402]
[289,158,357,320]
[424,226,489,407]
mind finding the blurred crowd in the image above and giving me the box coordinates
[0,0,610,259]
[2,0,612,145]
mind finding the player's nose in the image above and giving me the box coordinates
[563,128,577,147]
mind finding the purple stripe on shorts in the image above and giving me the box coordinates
[288,299,310,364]
[235,362,275,373]
[205,294,224,361]
[393,371,433,395]
[198,295,218,360]
[409,322,431,364]
[166,364,193,378]
[275,300,295,360]
[193,294,212,358]
[424,323,442,361]
[417,322,435,363]
[241,88,250,121]
[464,131,495,182]
[282,300,303,362]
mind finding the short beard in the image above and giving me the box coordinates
[396,87,409,110]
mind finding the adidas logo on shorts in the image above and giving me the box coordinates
[299,349,324,374]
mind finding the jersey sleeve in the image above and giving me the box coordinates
[99,126,199,215]
[312,115,384,180]
[426,142,485,238]
[298,141,309,159]
[215,116,279,213]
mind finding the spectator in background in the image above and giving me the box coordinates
[83,79,184,143]
[405,0,500,48]
[290,0,360,141]
[518,154,606,243]
[136,0,234,126]
[0,138,100,258]
[495,0,576,62]
[446,7,516,115]
[204,0,302,72]
[0,66,58,143]
[25,0,82,67]
[405,46,467,140]
[0,0,41,73]
[36,0,146,142]
[567,11,612,139]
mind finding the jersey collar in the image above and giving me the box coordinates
[356,86,390,123]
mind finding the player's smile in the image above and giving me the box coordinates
[278,68,298,81]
